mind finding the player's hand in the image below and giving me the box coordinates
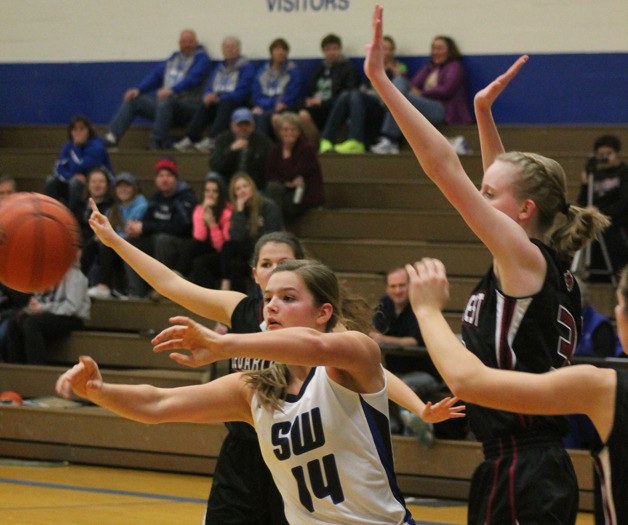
[152,316,226,367]
[474,55,528,113]
[406,258,450,316]
[88,198,118,247]
[363,5,386,82]
[421,396,466,423]
[56,356,103,400]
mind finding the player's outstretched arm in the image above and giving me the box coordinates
[385,370,465,423]
[153,316,384,393]
[406,258,617,441]
[56,355,253,424]
[474,55,529,172]
[87,198,244,325]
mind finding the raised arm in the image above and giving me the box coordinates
[56,356,253,425]
[406,258,617,442]
[474,55,528,172]
[88,199,245,324]
[152,316,384,394]
[364,7,537,274]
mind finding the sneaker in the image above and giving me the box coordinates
[173,136,194,152]
[111,289,129,301]
[88,285,111,300]
[400,409,434,448]
[104,132,118,149]
[334,139,365,154]
[370,136,399,154]
[448,135,472,155]
[194,137,215,153]
[319,138,335,154]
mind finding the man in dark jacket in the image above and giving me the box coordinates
[298,33,359,145]
[577,134,628,281]
[105,29,211,150]
[125,157,197,297]
[209,107,272,190]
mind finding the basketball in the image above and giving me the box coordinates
[0,390,23,406]
[0,193,80,292]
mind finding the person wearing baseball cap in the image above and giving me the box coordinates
[122,156,197,298]
[208,107,272,190]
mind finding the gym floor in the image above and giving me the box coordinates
[0,459,594,524]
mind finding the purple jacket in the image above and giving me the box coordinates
[411,60,472,124]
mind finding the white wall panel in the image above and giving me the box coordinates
[1,0,627,63]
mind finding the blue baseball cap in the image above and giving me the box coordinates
[231,107,254,124]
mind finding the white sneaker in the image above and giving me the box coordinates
[370,137,399,154]
[194,137,215,153]
[88,285,111,300]
[448,135,472,155]
[173,136,194,152]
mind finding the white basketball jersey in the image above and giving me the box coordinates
[251,366,415,525]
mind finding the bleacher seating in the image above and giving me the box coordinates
[1,123,626,509]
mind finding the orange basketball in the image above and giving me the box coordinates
[0,193,80,292]
[0,390,23,405]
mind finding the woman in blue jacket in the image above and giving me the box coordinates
[46,115,112,210]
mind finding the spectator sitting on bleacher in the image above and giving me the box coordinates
[45,115,112,210]
[319,35,407,155]
[298,33,359,147]
[265,112,325,222]
[222,172,283,292]
[207,107,272,191]
[575,276,623,358]
[104,30,211,151]
[123,157,196,298]
[577,134,628,281]
[251,37,302,138]
[370,267,439,394]
[174,36,255,154]
[371,35,472,154]
[88,172,148,300]
[72,167,115,287]
[189,173,233,290]
[4,251,89,365]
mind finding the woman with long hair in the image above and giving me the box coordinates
[365,6,609,523]
[189,173,233,290]
[57,259,426,524]
[222,172,283,292]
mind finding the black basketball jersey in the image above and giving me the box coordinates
[461,239,581,442]
[226,293,271,440]
[593,370,628,525]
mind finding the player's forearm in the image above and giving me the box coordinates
[474,105,504,172]
[86,383,168,424]
[385,369,426,416]
[413,307,483,399]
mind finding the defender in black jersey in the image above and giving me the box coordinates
[408,258,628,525]
[365,18,609,524]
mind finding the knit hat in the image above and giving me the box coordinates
[114,171,138,187]
[154,157,178,177]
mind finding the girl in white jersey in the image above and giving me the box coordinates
[56,259,463,525]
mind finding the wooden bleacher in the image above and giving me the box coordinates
[0,123,626,510]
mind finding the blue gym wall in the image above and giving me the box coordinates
[1,0,626,125]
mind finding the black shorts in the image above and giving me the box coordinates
[468,435,579,525]
[204,430,288,525]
